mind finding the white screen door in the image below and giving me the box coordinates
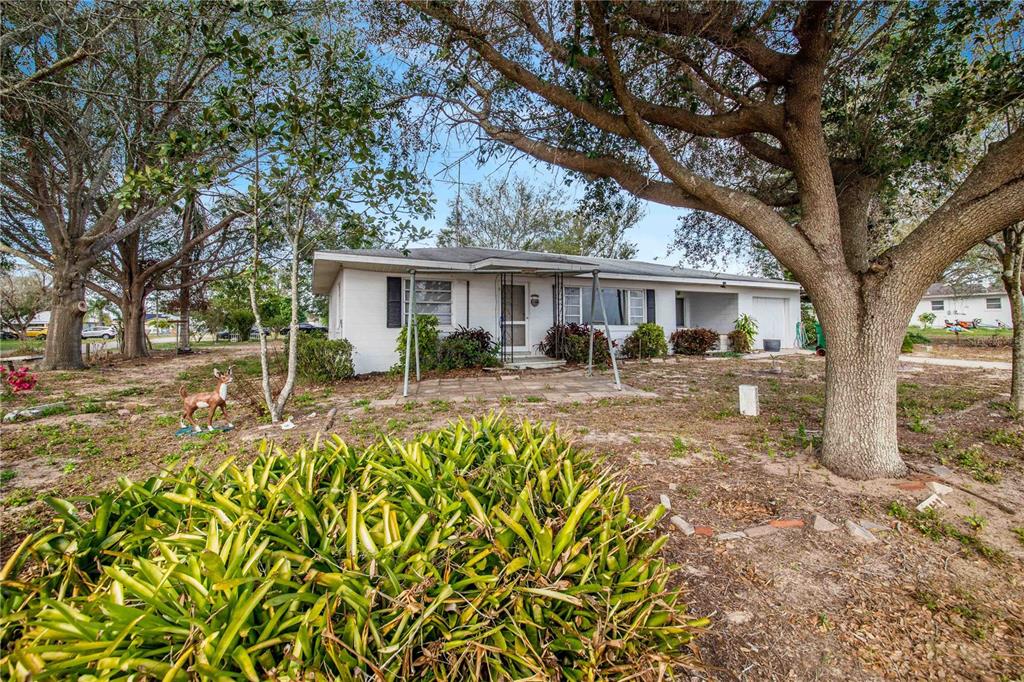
[501,284,528,351]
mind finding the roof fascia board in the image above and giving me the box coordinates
[312,251,799,289]
[312,251,472,271]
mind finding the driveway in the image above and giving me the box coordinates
[899,355,1012,371]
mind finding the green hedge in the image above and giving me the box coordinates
[0,417,706,680]
[296,334,354,381]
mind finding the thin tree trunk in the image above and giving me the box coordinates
[40,267,87,370]
[817,298,910,479]
[1004,264,1023,415]
[178,199,195,354]
[275,229,302,416]
[247,110,276,421]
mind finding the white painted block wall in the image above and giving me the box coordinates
[912,294,1011,328]
[328,269,803,373]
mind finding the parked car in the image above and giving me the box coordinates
[248,326,273,340]
[0,330,18,340]
[25,325,48,339]
[216,330,235,341]
[279,322,328,335]
[82,325,117,339]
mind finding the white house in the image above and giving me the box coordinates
[913,284,1012,328]
[311,247,803,374]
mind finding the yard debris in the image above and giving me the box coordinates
[280,417,296,430]
[894,480,927,491]
[660,493,672,511]
[715,531,747,541]
[931,465,956,478]
[670,515,695,535]
[724,611,754,625]
[916,494,947,512]
[769,518,804,529]
[813,515,840,532]
[743,524,778,538]
[319,407,337,433]
[857,519,889,533]
[693,526,714,537]
[2,402,66,423]
[845,520,878,543]
[927,481,954,496]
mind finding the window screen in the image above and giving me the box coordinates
[404,280,452,325]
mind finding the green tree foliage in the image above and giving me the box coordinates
[373,0,1024,479]
[212,6,430,419]
[1,1,250,368]
[440,177,640,258]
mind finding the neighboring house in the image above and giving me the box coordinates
[913,284,1012,328]
[312,247,802,375]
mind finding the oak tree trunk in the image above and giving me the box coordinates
[120,290,149,360]
[40,268,86,370]
[1004,273,1024,414]
[816,293,910,479]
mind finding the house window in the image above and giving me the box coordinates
[404,279,452,325]
[563,287,644,325]
[564,287,582,323]
[627,290,645,325]
[986,297,1001,309]
[931,300,944,311]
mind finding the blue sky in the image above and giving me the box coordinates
[407,140,688,264]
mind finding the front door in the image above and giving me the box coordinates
[501,284,528,354]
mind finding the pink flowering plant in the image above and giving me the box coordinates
[1,366,38,397]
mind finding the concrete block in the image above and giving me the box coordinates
[739,385,759,417]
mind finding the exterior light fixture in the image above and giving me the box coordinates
[530,293,540,307]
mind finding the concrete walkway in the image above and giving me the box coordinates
[376,369,656,405]
[899,355,1011,371]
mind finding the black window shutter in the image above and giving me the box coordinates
[646,289,656,323]
[386,277,402,328]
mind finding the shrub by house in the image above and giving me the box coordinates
[621,323,668,359]
[670,328,719,356]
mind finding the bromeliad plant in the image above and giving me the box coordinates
[0,416,706,680]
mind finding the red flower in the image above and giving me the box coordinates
[1,366,38,393]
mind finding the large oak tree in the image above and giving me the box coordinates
[376,0,1024,478]
[1,1,240,368]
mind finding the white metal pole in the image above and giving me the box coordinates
[594,271,621,390]
[587,272,597,376]
[402,270,415,397]
[413,288,421,381]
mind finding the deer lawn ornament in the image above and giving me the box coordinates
[180,366,233,431]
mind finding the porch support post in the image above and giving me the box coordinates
[587,272,598,376]
[403,270,416,397]
[413,292,421,381]
[593,270,621,390]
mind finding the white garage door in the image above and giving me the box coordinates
[752,297,788,349]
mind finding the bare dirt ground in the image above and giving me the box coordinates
[2,343,1022,680]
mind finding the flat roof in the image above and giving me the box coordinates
[311,246,801,293]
